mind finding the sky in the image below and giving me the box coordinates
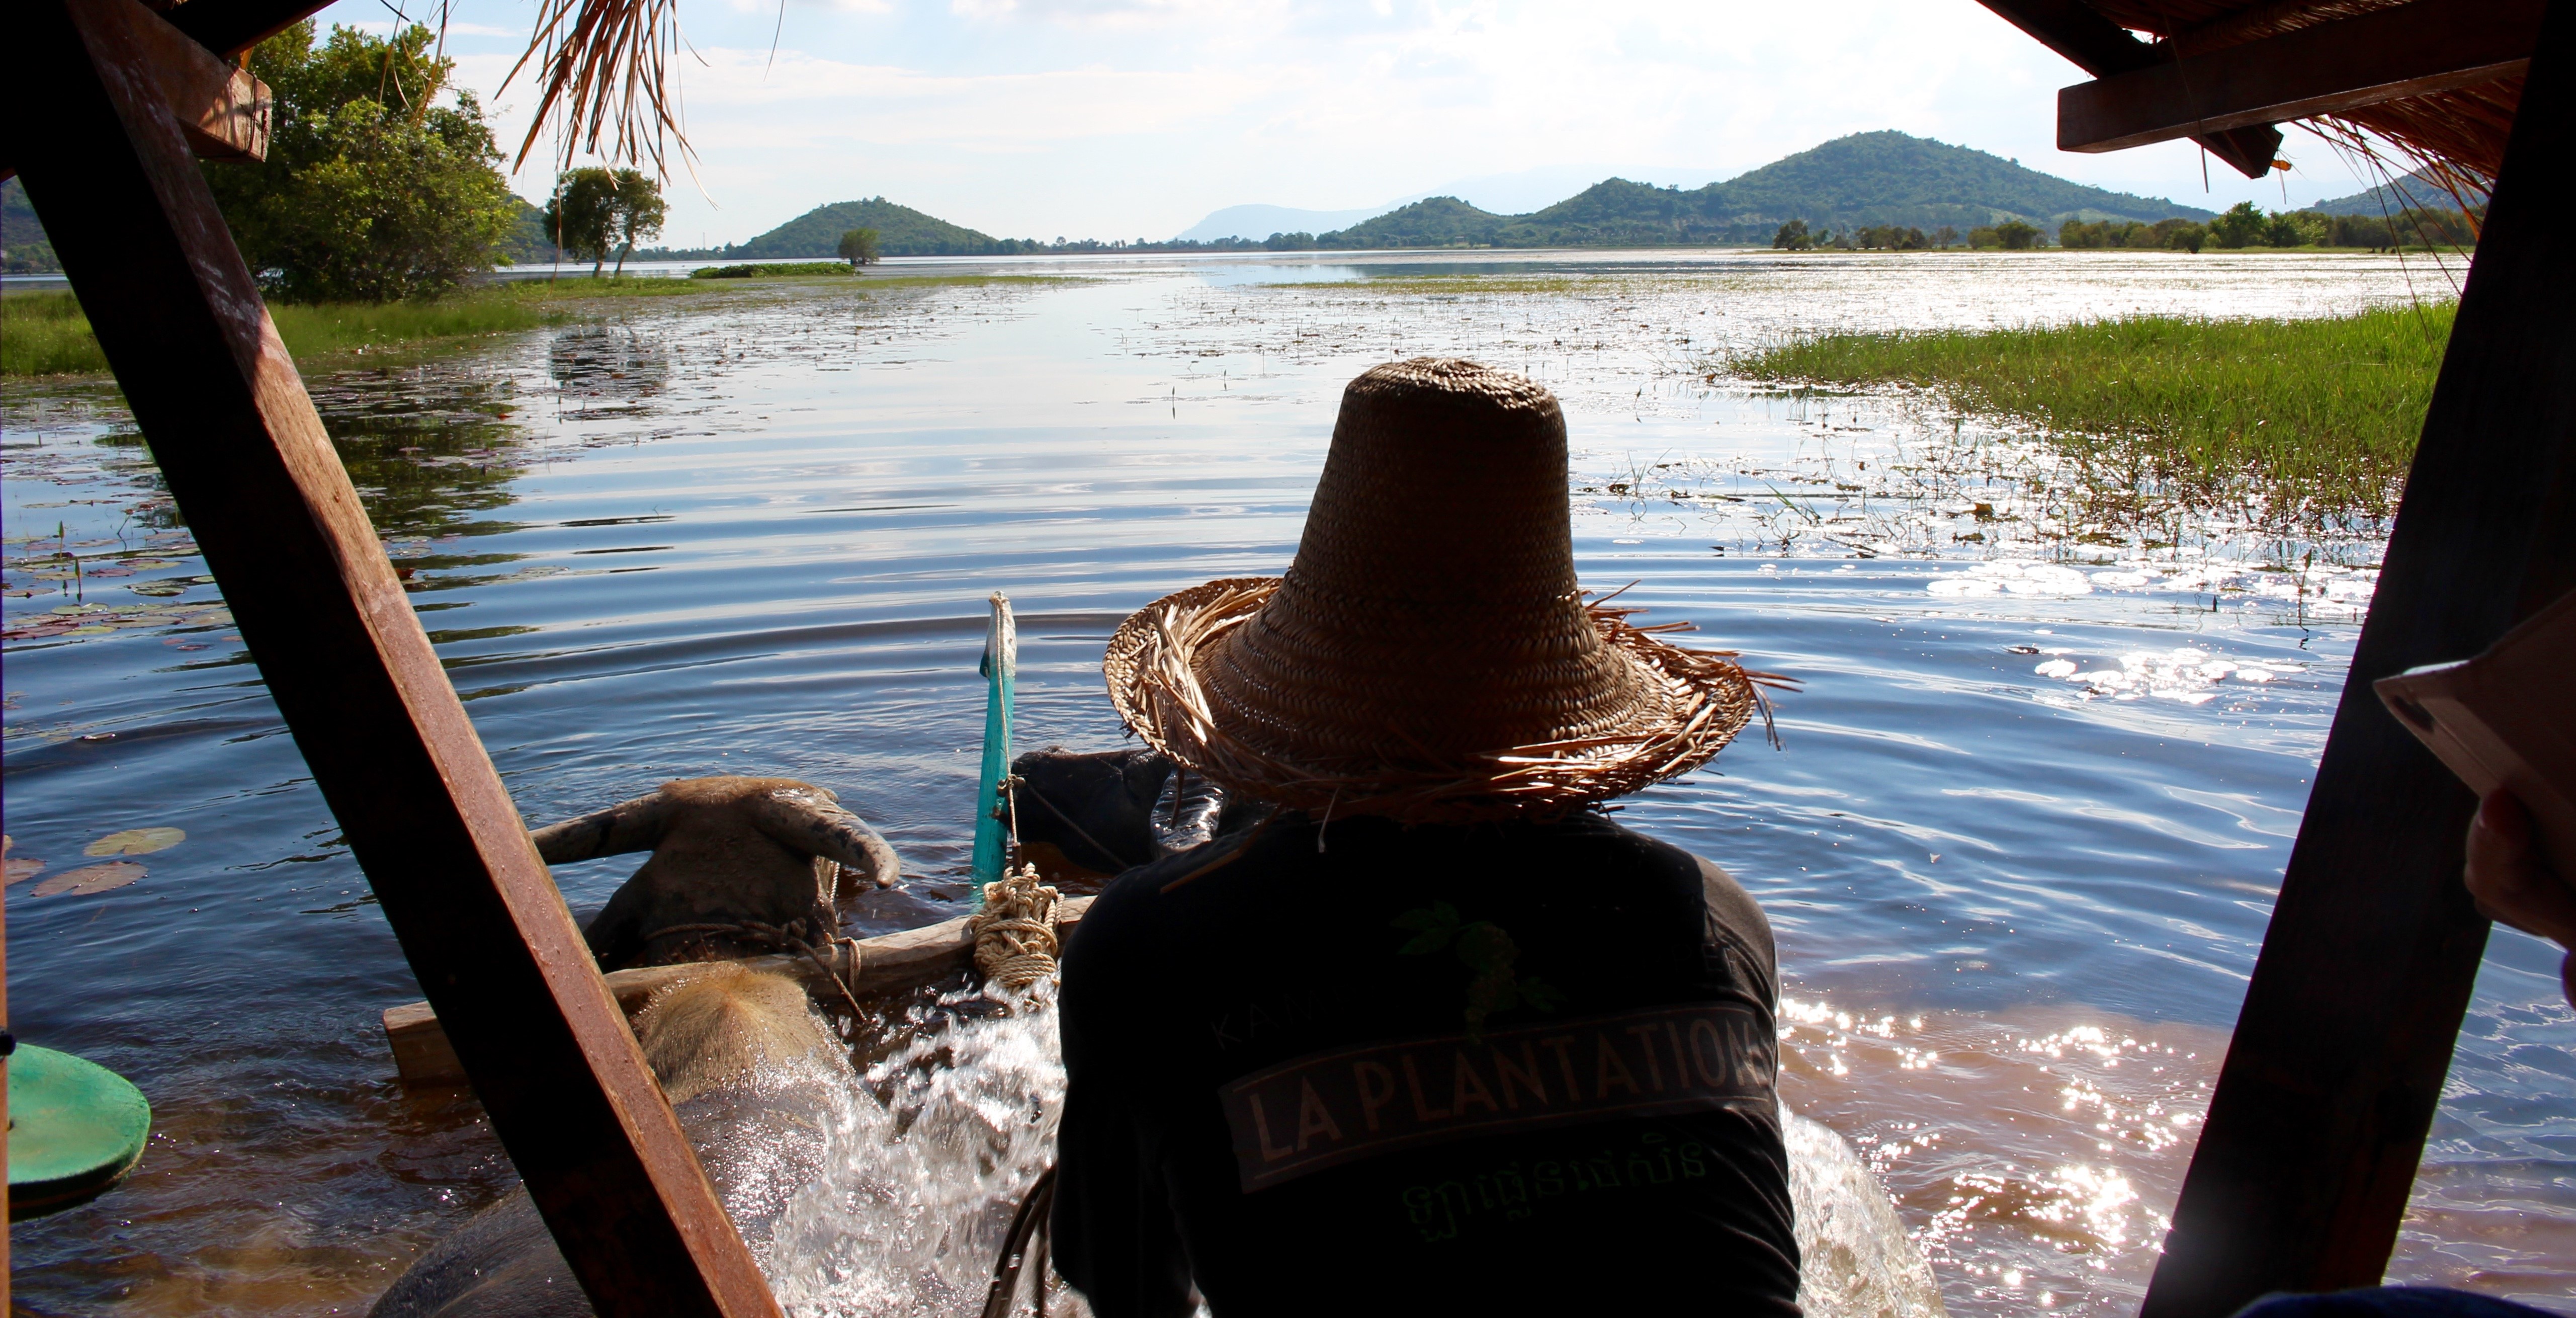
[328,0,2413,247]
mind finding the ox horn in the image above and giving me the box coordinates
[752,786,903,888]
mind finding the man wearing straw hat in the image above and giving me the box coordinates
[1051,359,1800,1314]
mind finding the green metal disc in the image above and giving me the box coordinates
[9,1044,150,1220]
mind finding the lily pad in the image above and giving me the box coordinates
[84,827,185,857]
[2,837,42,886]
[34,862,144,897]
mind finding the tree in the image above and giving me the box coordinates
[544,168,665,276]
[1771,218,1813,251]
[205,23,514,302]
[1932,225,1958,249]
[2264,209,2327,248]
[1993,219,2040,250]
[837,227,882,267]
[543,171,616,275]
[607,171,666,275]
[2209,201,2267,249]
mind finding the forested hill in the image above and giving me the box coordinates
[733,197,1007,258]
[3,179,60,273]
[2308,169,2488,215]
[1322,132,2212,248]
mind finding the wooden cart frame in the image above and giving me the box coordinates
[2,1,2570,1312]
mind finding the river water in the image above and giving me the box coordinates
[7,248,2567,1317]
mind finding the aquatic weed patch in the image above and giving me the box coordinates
[1729,305,2453,526]
[691,261,855,279]
[855,274,1096,290]
[1312,274,1604,296]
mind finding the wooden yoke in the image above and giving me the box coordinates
[5,2,781,1314]
[2142,4,2576,1314]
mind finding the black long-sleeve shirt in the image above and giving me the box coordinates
[1052,809,1801,1316]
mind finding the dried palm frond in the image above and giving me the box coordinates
[502,0,696,177]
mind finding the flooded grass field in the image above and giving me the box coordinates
[6,248,2565,1316]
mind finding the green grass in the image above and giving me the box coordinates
[264,293,570,357]
[1732,303,2455,520]
[1,277,724,377]
[0,291,104,375]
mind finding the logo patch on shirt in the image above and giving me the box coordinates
[1217,1002,1775,1192]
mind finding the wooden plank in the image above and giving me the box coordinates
[0,1,268,182]
[3,881,11,1300]
[5,3,778,1315]
[2140,4,2576,1314]
[386,897,1099,1087]
[1973,0,2283,177]
[2059,0,2542,153]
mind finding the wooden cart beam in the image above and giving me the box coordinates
[2141,4,2576,1314]
[1973,0,2284,177]
[5,3,781,1315]
[0,1,268,183]
[2059,0,2542,154]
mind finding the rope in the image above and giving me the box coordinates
[969,864,1061,992]
[642,918,867,1018]
[980,1164,1058,1318]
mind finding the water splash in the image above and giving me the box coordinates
[770,987,1069,1317]
[759,982,1939,1317]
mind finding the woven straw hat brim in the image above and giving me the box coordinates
[1104,576,1772,823]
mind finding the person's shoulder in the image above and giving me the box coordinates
[1577,816,1776,983]
[1062,821,1287,968]
[1552,813,1727,891]
[1066,849,1192,958]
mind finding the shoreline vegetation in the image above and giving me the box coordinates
[1730,304,2455,527]
[1,280,686,378]
[0,272,1090,378]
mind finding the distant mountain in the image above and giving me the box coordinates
[733,197,1009,259]
[1178,201,1402,242]
[4,179,61,273]
[2309,169,2488,215]
[1323,131,2213,249]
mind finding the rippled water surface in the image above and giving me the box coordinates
[8,249,2566,1316]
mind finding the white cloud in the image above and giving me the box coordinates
[325,0,2388,245]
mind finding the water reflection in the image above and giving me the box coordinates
[548,324,671,418]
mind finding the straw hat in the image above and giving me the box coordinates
[1103,358,1772,823]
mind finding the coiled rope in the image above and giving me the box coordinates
[969,863,1061,992]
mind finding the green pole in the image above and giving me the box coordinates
[972,592,1016,886]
